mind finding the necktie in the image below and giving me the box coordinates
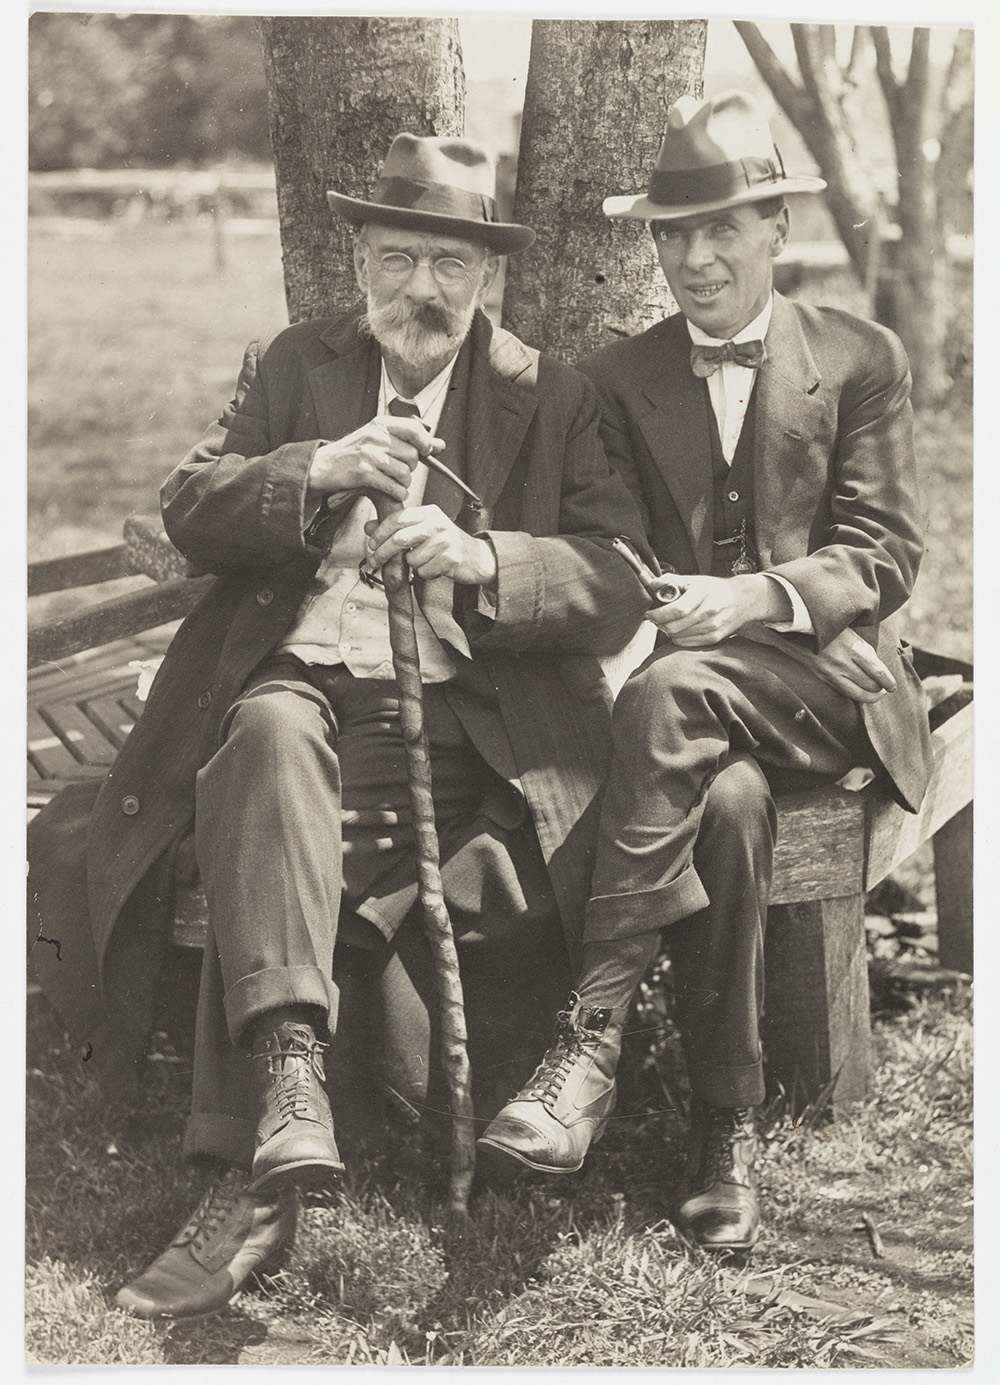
[387,393,485,519]
[690,339,766,379]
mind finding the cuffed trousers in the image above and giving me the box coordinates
[585,636,873,1108]
[186,657,566,1168]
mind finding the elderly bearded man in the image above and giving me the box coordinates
[34,135,650,1319]
[478,92,933,1251]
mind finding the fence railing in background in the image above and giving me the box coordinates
[29,168,278,268]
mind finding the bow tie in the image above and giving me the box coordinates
[690,339,767,379]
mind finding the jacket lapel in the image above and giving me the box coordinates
[465,312,539,525]
[423,333,472,523]
[310,312,381,441]
[754,293,826,567]
[636,316,716,573]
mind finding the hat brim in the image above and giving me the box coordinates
[327,191,535,254]
[603,175,827,222]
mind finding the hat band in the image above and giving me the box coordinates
[371,176,497,225]
[647,156,784,209]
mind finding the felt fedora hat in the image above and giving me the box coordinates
[603,89,826,222]
[327,133,535,254]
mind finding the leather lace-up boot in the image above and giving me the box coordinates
[249,1020,344,1194]
[114,1166,297,1321]
[476,992,622,1174]
[676,1100,760,1250]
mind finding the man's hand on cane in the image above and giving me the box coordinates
[363,507,498,586]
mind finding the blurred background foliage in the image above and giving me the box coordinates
[29,13,272,171]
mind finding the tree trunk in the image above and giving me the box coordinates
[258,16,464,323]
[503,18,707,361]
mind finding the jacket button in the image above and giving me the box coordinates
[794,708,808,723]
[728,490,740,503]
[121,795,140,815]
[197,690,212,709]
[256,588,274,606]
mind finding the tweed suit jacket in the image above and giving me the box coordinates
[579,292,933,812]
[30,307,652,1073]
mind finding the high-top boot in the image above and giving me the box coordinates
[249,1020,345,1194]
[115,1166,297,1321]
[476,992,622,1174]
[676,1100,760,1250]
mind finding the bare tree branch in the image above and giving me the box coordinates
[846,27,869,88]
[871,26,903,133]
[738,19,970,402]
[943,27,974,116]
[817,25,837,69]
[901,29,931,131]
[733,21,813,128]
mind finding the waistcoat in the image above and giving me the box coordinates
[707,385,759,578]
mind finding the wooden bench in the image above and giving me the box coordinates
[28,517,973,1114]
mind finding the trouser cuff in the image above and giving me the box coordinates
[223,964,338,1044]
[583,864,710,944]
[686,1057,765,1109]
[183,1112,255,1170]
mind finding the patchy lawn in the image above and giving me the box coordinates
[26,958,971,1368]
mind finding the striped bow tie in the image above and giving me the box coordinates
[690,340,766,378]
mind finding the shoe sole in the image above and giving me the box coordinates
[116,1300,232,1323]
[674,1215,760,1253]
[475,1114,610,1178]
[475,1137,585,1175]
[114,1238,294,1323]
[248,1157,344,1197]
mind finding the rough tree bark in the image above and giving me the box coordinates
[502,18,707,362]
[258,16,465,323]
[735,22,973,405]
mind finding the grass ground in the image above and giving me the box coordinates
[25,971,972,1367]
[26,218,974,1367]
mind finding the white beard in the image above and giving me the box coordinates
[359,292,478,373]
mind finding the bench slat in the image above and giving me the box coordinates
[28,575,213,668]
[864,702,973,889]
[27,544,133,596]
[124,514,192,582]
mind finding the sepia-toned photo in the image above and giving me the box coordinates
[25,7,973,1368]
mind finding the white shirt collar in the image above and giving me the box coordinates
[687,295,773,348]
[380,353,459,423]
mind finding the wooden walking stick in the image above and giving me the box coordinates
[370,460,483,1227]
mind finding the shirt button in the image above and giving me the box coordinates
[197,690,212,709]
[728,490,740,502]
[338,642,351,654]
[256,588,274,606]
[345,603,356,613]
[121,795,140,815]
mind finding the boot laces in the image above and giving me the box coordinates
[254,1029,329,1121]
[699,1106,754,1186]
[522,1007,601,1105]
[177,1169,245,1254]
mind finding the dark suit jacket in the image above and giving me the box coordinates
[29,308,651,1075]
[579,292,932,812]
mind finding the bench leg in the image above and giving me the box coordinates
[933,802,973,975]
[762,892,872,1115]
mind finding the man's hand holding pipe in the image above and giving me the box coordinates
[306,415,445,509]
[644,573,791,645]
